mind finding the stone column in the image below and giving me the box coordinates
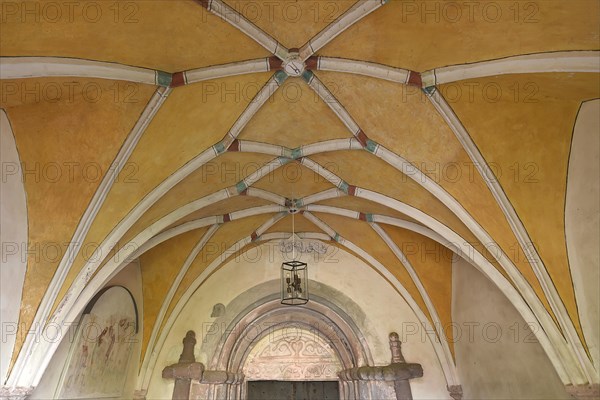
[389,332,405,363]
[0,387,33,400]
[162,331,205,400]
[447,385,463,400]
[133,389,147,400]
[389,332,413,400]
[190,370,244,400]
[338,332,423,400]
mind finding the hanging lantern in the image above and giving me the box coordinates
[281,198,308,305]
[281,260,308,305]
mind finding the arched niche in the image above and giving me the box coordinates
[55,286,138,398]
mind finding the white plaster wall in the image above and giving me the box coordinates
[452,256,570,399]
[30,260,143,399]
[0,109,28,384]
[565,99,600,375]
[28,320,77,399]
[146,240,450,400]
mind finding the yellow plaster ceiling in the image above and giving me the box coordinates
[316,72,541,273]
[4,0,598,380]
[51,76,274,307]
[320,0,600,71]
[139,228,209,359]
[0,77,156,359]
[51,152,274,314]
[109,72,272,208]
[314,196,421,222]
[444,72,600,342]
[125,152,275,239]
[162,213,274,330]
[252,161,335,199]
[382,225,455,352]
[238,78,353,148]
[311,212,433,325]
[223,0,355,50]
[0,0,269,71]
[164,196,273,230]
[314,71,465,165]
[316,72,557,319]
[308,150,478,243]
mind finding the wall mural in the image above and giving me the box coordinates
[57,286,137,399]
[243,327,342,381]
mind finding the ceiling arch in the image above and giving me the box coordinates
[3,0,598,391]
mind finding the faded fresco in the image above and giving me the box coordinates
[57,287,136,399]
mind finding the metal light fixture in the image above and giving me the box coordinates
[281,260,308,305]
[281,202,308,305]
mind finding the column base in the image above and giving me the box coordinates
[566,384,599,400]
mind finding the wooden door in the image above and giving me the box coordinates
[247,380,339,400]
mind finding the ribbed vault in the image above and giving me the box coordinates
[1,0,598,393]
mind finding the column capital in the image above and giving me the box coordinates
[0,386,34,400]
[162,362,205,381]
[565,384,599,400]
[447,385,463,400]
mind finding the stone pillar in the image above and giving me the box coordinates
[566,384,599,400]
[389,332,412,400]
[447,385,463,400]
[133,389,147,400]
[351,380,359,400]
[162,331,205,400]
[338,380,347,399]
[338,332,423,400]
[0,386,33,400]
[389,332,406,363]
[189,370,244,400]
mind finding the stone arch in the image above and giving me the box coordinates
[205,293,374,400]
[209,294,374,375]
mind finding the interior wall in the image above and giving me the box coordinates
[30,260,144,399]
[0,109,28,384]
[146,239,450,400]
[565,99,600,374]
[452,256,570,399]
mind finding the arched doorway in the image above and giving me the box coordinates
[156,260,434,400]
[202,295,373,399]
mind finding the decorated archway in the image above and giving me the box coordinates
[161,294,370,399]
[211,296,371,365]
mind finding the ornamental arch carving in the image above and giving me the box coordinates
[207,294,374,379]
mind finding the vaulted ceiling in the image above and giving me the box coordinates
[1,0,598,390]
